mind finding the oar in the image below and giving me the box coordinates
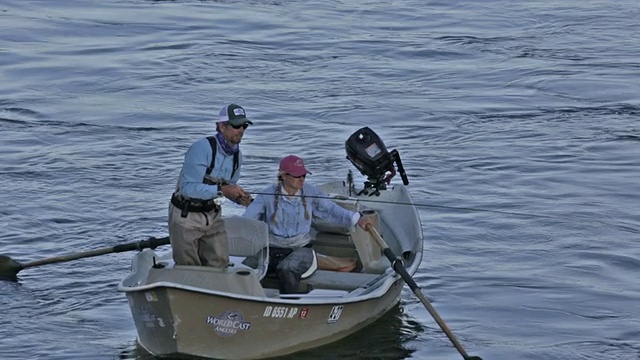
[0,236,170,281]
[366,225,483,360]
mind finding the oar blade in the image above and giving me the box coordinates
[0,255,23,281]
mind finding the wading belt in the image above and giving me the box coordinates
[171,192,220,217]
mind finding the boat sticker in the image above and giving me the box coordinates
[206,309,252,337]
[263,306,299,319]
[145,291,158,302]
[140,306,157,328]
[299,308,309,319]
[327,305,343,324]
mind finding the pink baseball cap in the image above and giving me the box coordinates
[279,155,312,177]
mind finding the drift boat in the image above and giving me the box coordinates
[118,127,423,359]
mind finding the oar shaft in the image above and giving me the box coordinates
[21,247,115,269]
[21,236,170,270]
[387,253,471,358]
[366,225,481,360]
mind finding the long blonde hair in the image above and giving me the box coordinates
[271,173,310,224]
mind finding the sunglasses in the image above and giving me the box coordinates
[228,123,249,130]
[288,174,306,179]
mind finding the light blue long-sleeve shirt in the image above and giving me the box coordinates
[174,137,242,200]
[242,182,358,247]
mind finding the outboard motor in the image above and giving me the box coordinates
[345,127,408,195]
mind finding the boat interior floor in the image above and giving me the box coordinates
[145,230,393,299]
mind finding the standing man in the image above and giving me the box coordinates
[169,103,254,268]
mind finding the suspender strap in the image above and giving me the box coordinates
[205,136,217,176]
[206,136,239,180]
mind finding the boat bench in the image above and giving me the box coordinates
[312,227,390,275]
[146,259,267,297]
[311,232,356,256]
[301,270,383,291]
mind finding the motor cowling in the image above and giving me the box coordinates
[345,127,408,192]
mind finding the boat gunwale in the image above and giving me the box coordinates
[118,267,404,305]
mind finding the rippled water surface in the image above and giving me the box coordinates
[1,1,639,359]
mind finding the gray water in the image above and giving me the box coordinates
[1,1,639,359]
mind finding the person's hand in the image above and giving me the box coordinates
[356,213,375,230]
[220,185,253,207]
[235,194,253,207]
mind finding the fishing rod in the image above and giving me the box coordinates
[246,191,554,219]
[246,190,639,232]
[242,127,554,220]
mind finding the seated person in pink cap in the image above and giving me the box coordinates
[242,155,374,294]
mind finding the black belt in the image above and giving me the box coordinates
[171,193,220,214]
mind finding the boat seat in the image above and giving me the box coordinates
[312,232,354,249]
[225,217,270,280]
[349,222,390,274]
[312,211,390,274]
[311,194,359,235]
[309,192,389,274]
